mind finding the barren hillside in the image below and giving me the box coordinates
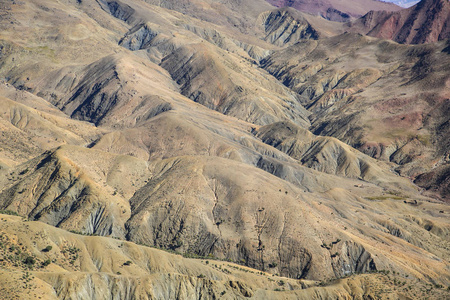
[0,0,448,298]
[266,0,402,21]
[348,0,450,44]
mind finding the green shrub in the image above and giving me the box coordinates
[42,245,52,252]
[123,260,132,266]
[24,256,35,266]
[42,259,51,267]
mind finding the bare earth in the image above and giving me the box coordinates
[0,0,448,298]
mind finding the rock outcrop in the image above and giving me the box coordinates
[258,9,319,46]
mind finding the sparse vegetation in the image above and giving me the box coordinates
[42,259,51,267]
[0,210,20,216]
[42,245,52,252]
[123,260,132,266]
[23,256,35,266]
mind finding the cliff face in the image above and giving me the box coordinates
[348,0,450,44]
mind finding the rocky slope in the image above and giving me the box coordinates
[261,33,450,200]
[266,0,402,21]
[0,0,448,297]
[387,0,419,8]
[2,140,449,283]
[257,8,345,45]
[385,0,421,8]
[348,0,450,44]
[3,214,448,299]
[255,121,408,183]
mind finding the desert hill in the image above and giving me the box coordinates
[261,33,450,200]
[0,0,448,298]
[266,0,402,21]
[386,0,421,8]
[348,0,450,44]
[3,214,449,299]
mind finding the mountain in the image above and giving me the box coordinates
[3,213,449,299]
[348,0,450,44]
[261,33,450,201]
[266,0,402,21]
[384,0,421,8]
[0,0,449,298]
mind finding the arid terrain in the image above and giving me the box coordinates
[347,0,450,44]
[266,0,402,21]
[0,0,449,299]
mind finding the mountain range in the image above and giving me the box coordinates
[266,0,402,21]
[0,0,448,298]
[385,0,421,8]
[348,0,450,44]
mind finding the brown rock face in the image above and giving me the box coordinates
[414,164,450,202]
[266,0,402,21]
[348,0,450,44]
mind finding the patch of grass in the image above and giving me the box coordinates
[0,210,20,216]
[416,134,431,146]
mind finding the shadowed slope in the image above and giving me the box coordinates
[0,145,141,237]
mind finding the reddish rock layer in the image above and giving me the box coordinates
[349,0,450,44]
[266,0,401,21]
